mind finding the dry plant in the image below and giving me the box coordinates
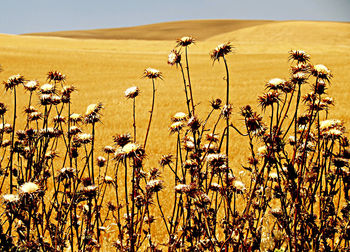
[0,40,349,252]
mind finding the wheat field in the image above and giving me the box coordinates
[1,19,350,250]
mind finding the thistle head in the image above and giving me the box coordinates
[176,36,195,47]
[210,42,233,62]
[143,68,163,79]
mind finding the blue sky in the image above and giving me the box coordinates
[1,0,349,34]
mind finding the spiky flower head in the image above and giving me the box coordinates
[266,78,286,90]
[143,68,163,79]
[210,42,233,62]
[221,104,233,118]
[170,121,184,134]
[232,180,246,194]
[0,103,7,116]
[159,154,173,166]
[40,83,55,94]
[289,50,310,63]
[291,72,308,84]
[47,71,65,82]
[75,133,92,144]
[85,103,103,124]
[114,142,145,160]
[20,182,40,194]
[113,133,132,147]
[312,64,332,81]
[258,91,281,110]
[3,74,24,91]
[69,113,82,123]
[168,49,181,66]
[172,112,187,122]
[210,98,222,110]
[104,145,115,154]
[24,80,39,92]
[146,179,164,193]
[2,194,20,204]
[176,36,195,47]
[124,86,139,99]
[97,156,106,167]
[187,116,201,131]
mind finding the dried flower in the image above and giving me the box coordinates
[76,133,92,144]
[114,142,145,160]
[113,133,132,147]
[70,113,82,123]
[172,112,187,122]
[124,86,139,99]
[143,68,163,79]
[47,71,65,82]
[160,154,173,166]
[176,36,195,47]
[146,180,164,193]
[266,78,286,90]
[210,42,233,62]
[24,80,38,91]
[258,91,281,110]
[221,104,233,118]
[210,98,222,109]
[0,103,7,115]
[312,64,332,81]
[97,156,106,167]
[20,182,40,194]
[232,180,246,194]
[170,121,184,134]
[289,50,310,63]
[3,194,20,203]
[168,49,181,66]
[40,83,55,94]
[3,74,24,91]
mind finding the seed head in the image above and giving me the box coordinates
[76,133,92,144]
[172,112,187,122]
[258,91,281,110]
[0,103,7,115]
[289,50,310,63]
[210,98,222,110]
[104,145,115,154]
[104,176,114,184]
[210,42,233,62]
[146,179,164,193]
[24,80,39,92]
[168,50,181,66]
[47,71,65,82]
[20,182,40,194]
[69,113,82,123]
[176,36,195,47]
[124,86,139,99]
[266,78,286,90]
[40,83,55,94]
[187,116,201,131]
[232,180,246,194]
[221,104,233,118]
[143,68,163,79]
[3,194,20,204]
[3,74,24,91]
[85,103,103,124]
[97,156,106,167]
[160,154,173,166]
[114,142,145,160]
[291,72,308,84]
[113,133,132,147]
[170,121,184,134]
[312,64,332,81]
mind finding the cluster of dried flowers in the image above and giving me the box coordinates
[0,40,349,251]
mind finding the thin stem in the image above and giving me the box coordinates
[144,79,156,150]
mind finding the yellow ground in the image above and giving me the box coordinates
[1,19,350,246]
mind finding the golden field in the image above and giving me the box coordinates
[2,20,350,164]
[1,19,350,245]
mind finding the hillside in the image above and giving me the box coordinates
[23,19,274,40]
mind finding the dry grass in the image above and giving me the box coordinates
[23,19,274,40]
[1,19,350,250]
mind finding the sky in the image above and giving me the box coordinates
[1,0,349,34]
